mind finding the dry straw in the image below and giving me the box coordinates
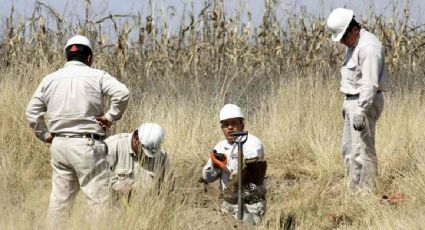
[0,1,424,229]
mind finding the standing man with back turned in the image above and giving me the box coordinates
[26,35,130,226]
[327,9,387,194]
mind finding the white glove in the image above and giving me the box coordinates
[352,114,365,131]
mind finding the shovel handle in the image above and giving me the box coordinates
[231,131,248,137]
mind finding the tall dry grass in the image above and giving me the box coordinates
[0,1,424,229]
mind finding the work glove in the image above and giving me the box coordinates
[352,114,365,131]
[210,150,227,169]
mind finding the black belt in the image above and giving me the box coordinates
[54,133,104,140]
[345,91,382,100]
[345,94,359,99]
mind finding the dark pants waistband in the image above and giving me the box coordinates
[345,91,382,100]
[54,133,104,140]
[345,94,359,100]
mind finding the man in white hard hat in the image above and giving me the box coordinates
[26,35,129,226]
[327,9,387,194]
[202,104,267,225]
[106,123,170,202]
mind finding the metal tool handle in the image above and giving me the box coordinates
[232,131,248,220]
[231,131,248,137]
[233,131,248,145]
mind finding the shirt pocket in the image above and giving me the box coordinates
[342,60,360,82]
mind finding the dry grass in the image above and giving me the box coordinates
[0,1,424,229]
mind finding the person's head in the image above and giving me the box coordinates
[131,123,164,158]
[64,35,93,66]
[327,8,361,48]
[219,104,245,144]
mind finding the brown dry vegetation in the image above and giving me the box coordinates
[0,1,424,229]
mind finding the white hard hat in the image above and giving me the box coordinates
[219,104,245,121]
[327,8,354,42]
[64,35,92,51]
[138,123,164,158]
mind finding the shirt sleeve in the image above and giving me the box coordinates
[101,73,130,122]
[356,45,382,115]
[202,158,221,183]
[244,138,264,160]
[25,81,50,142]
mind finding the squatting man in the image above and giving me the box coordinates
[202,104,267,225]
[106,123,170,202]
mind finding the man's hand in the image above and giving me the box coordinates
[45,133,54,143]
[353,114,365,131]
[95,115,111,129]
[210,151,227,169]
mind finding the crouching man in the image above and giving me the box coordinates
[105,123,169,202]
[202,104,267,225]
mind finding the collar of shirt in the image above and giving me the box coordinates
[64,60,88,67]
[127,134,137,159]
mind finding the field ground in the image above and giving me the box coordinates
[0,1,424,229]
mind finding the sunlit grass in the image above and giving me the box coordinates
[0,1,424,229]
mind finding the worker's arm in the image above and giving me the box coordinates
[244,138,265,160]
[202,158,222,183]
[356,45,382,116]
[101,72,130,124]
[26,80,51,142]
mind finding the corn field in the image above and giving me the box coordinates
[0,1,424,229]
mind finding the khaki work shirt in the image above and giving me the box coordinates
[340,28,388,115]
[202,133,266,194]
[105,133,169,192]
[26,61,129,141]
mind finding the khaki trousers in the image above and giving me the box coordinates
[342,93,384,194]
[47,136,109,227]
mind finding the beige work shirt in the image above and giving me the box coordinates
[105,133,169,192]
[26,61,129,142]
[202,133,266,217]
[202,134,266,194]
[340,28,388,115]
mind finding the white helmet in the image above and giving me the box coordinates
[64,35,92,51]
[327,8,354,42]
[138,123,164,158]
[219,104,245,121]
